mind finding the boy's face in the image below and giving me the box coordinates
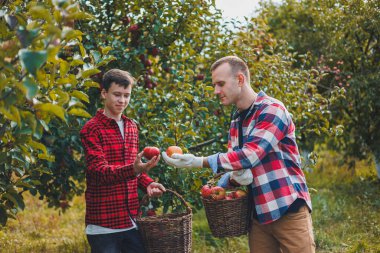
[101,82,132,117]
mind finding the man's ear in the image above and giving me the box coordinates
[238,73,245,86]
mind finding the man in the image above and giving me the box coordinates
[162,56,315,253]
[80,69,165,253]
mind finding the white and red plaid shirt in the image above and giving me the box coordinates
[208,91,312,224]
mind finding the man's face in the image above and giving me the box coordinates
[211,63,241,106]
[101,82,132,117]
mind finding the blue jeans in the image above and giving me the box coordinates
[87,229,147,253]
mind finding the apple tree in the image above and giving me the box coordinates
[76,0,342,210]
[0,0,111,225]
[261,0,380,178]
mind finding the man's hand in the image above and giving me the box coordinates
[162,152,203,169]
[147,182,166,197]
[133,151,160,175]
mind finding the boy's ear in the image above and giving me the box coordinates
[100,88,106,99]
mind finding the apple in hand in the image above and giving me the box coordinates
[211,186,226,200]
[201,185,213,198]
[166,146,183,157]
[143,146,160,160]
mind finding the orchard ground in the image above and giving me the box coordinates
[1,151,379,253]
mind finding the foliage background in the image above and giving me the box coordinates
[1,0,379,252]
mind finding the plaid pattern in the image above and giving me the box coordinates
[217,91,312,224]
[80,109,153,229]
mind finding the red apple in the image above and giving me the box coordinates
[166,146,183,157]
[225,195,233,200]
[144,81,153,89]
[139,54,146,62]
[147,68,154,75]
[128,24,139,32]
[147,209,156,216]
[226,192,235,199]
[143,146,160,160]
[234,189,247,199]
[150,47,160,56]
[144,59,152,67]
[211,186,226,200]
[196,74,204,81]
[122,16,131,25]
[201,185,213,198]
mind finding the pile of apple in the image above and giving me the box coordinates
[201,185,247,201]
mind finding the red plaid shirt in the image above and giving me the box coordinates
[208,91,312,224]
[80,109,153,229]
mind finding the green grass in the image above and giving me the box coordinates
[1,151,380,252]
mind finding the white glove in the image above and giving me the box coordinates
[162,152,203,169]
[230,169,253,185]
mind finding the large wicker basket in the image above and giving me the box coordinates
[202,195,249,238]
[201,173,249,238]
[136,189,192,253]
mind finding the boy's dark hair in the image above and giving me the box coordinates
[102,69,135,91]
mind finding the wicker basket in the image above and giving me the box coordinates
[136,189,192,253]
[201,173,249,238]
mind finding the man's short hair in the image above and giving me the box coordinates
[210,56,249,82]
[102,69,135,91]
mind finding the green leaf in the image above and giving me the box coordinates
[62,28,83,42]
[101,46,112,55]
[70,90,89,103]
[2,192,25,210]
[68,108,91,118]
[82,68,100,79]
[38,153,55,162]
[22,76,38,100]
[60,59,70,77]
[79,44,86,57]
[29,6,52,23]
[15,181,34,189]
[19,49,47,77]
[16,27,40,48]
[70,59,85,66]
[34,103,66,122]
[53,0,69,8]
[0,205,7,226]
[27,139,47,154]
[83,80,100,88]
[0,152,7,164]
[4,14,18,30]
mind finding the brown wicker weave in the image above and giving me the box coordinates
[202,195,249,238]
[201,172,249,238]
[136,189,192,253]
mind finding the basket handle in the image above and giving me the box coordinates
[206,171,227,185]
[138,189,192,218]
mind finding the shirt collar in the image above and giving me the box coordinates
[95,109,127,126]
[253,90,267,106]
[232,91,266,120]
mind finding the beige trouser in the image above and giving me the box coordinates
[249,205,316,253]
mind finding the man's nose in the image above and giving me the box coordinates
[214,85,220,94]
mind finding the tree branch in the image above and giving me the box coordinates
[188,133,223,151]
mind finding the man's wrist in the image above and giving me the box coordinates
[202,157,209,168]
